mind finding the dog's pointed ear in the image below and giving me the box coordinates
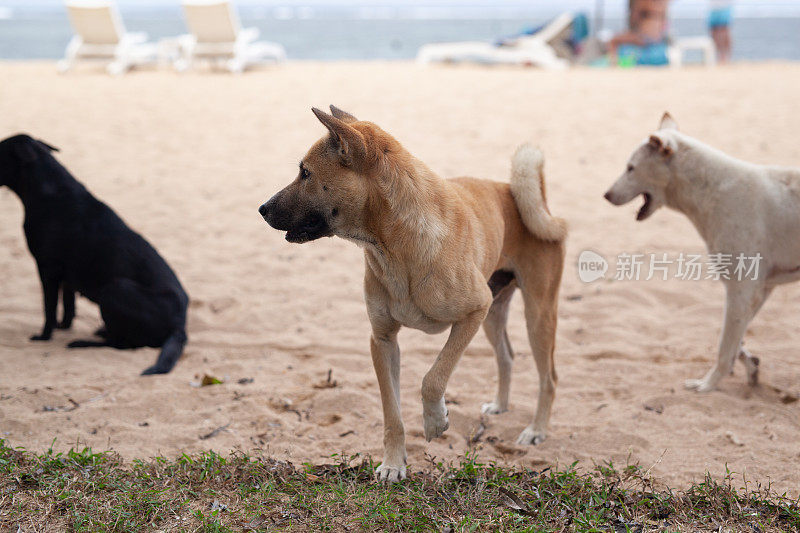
[329,105,358,124]
[37,140,59,152]
[312,107,366,167]
[648,133,675,157]
[658,112,678,131]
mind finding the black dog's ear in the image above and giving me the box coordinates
[13,141,39,163]
[12,138,58,163]
[38,140,60,152]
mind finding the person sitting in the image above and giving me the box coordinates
[608,0,671,66]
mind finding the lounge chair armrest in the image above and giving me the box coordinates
[239,27,260,43]
[125,32,149,45]
[174,34,196,48]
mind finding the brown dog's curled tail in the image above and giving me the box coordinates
[509,144,567,242]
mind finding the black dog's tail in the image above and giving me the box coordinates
[141,329,187,375]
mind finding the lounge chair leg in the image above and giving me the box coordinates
[227,58,245,74]
[107,58,129,76]
[174,57,190,72]
[57,59,73,74]
[57,36,81,74]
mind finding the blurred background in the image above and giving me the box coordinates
[1,0,799,62]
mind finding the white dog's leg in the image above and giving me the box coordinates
[369,328,407,483]
[421,306,488,441]
[481,284,516,415]
[737,286,771,386]
[686,282,768,392]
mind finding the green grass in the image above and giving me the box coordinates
[1,440,797,532]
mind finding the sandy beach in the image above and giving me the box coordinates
[1,61,798,495]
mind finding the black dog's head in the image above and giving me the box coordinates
[0,134,60,188]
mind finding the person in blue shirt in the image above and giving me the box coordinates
[608,0,670,66]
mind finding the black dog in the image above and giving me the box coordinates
[0,134,188,375]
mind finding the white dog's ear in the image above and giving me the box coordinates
[312,107,366,167]
[648,133,676,157]
[658,112,678,131]
[329,105,358,124]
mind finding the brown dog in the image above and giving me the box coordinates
[259,106,566,482]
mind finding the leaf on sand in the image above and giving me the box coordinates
[191,374,224,387]
[201,374,224,386]
[498,487,535,516]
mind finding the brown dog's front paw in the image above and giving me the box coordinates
[481,401,508,415]
[516,427,546,446]
[375,463,407,483]
[422,398,449,441]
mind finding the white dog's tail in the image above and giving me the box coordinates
[510,144,567,242]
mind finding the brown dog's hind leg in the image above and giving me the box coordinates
[481,282,516,415]
[517,294,558,445]
[515,255,561,446]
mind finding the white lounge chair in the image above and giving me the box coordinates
[416,12,575,69]
[176,1,286,73]
[667,36,717,67]
[58,1,158,75]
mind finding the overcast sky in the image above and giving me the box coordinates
[7,0,800,17]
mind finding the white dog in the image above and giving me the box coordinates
[605,113,800,392]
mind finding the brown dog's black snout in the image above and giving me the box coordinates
[259,195,284,228]
[603,191,613,203]
[259,190,332,243]
[258,200,271,220]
